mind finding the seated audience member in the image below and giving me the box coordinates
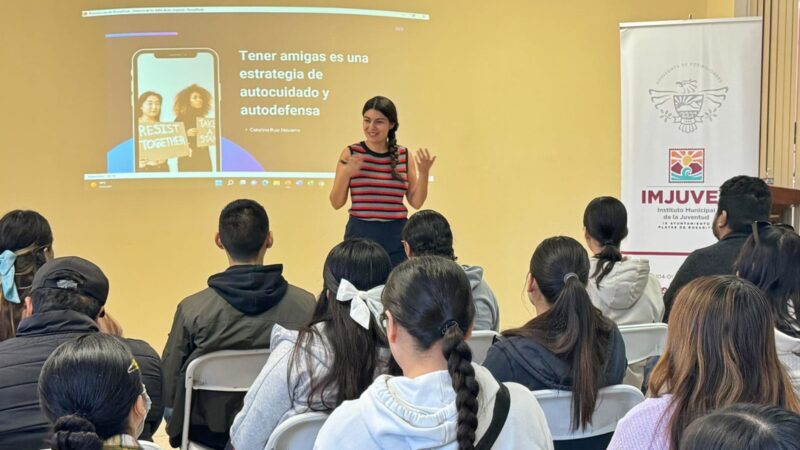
[161,199,315,449]
[734,223,800,389]
[97,311,165,441]
[663,175,771,321]
[230,239,392,450]
[0,209,54,342]
[97,311,125,336]
[39,333,161,450]
[315,256,554,449]
[679,404,800,450]
[0,256,164,450]
[401,210,500,330]
[483,236,626,441]
[583,197,663,324]
[583,197,663,388]
[608,276,800,450]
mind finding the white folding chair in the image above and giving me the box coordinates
[139,441,164,450]
[533,384,645,441]
[180,349,270,450]
[264,412,329,450]
[467,330,500,365]
[618,323,668,365]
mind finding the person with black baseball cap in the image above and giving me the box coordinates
[0,256,164,450]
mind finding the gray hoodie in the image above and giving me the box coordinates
[314,364,553,450]
[230,323,333,450]
[462,265,500,331]
[586,257,664,388]
[586,257,664,326]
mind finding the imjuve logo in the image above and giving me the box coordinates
[648,63,728,133]
[670,149,704,183]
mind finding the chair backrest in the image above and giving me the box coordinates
[139,440,164,450]
[181,349,270,450]
[467,330,500,365]
[618,323,668,364]
[533,384,645,440]
[264,412,329,450]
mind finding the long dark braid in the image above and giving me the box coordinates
[387,126,403,181]
[443,324,480,450]
[382,256,478,450]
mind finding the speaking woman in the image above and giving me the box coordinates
[329,96,436,266]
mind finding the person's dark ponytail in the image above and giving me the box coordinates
[583,197,628,287]
[39,334,143,447]
[50,415,103,450]
[550,275,603,429]
[442,324,479,450]
[382,256,477,449]
[592,243,623,287]
[503,237,614,430]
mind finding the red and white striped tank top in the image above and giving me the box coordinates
[348,141,409,221]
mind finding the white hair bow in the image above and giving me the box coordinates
[335,279,385,330]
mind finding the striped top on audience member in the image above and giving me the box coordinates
[347,141,409,221]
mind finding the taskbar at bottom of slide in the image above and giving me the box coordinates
[83,172,336,190]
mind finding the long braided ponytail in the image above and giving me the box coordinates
[382,256,478,450]
[442,323,480,449]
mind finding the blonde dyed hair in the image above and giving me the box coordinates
[649,275,800,450]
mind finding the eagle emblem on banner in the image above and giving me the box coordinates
[649,80,728,133]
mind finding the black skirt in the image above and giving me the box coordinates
[344,216,408,267]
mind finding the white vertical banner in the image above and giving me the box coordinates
[620,18,762,289]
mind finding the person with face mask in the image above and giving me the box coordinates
[0,257,164,449]
[38,333,160,450]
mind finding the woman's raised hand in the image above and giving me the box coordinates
[415,148,436,174]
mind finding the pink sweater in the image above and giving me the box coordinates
[607,394,673,450]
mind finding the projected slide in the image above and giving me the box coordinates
[81,6,431,186]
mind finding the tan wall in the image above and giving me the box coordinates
[1,0,714,351]
[707,0,737,17]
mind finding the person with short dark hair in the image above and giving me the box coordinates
[38,333,159,450]
[161,199,315,449]
[679,403,800,450]
[662,175,772,321]
[0,256,164,450]
[401,210,500,330]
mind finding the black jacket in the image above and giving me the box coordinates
[662,231,750,321]
[483,325,627,391]
[161,264,315,449]
[0,310,164,450]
